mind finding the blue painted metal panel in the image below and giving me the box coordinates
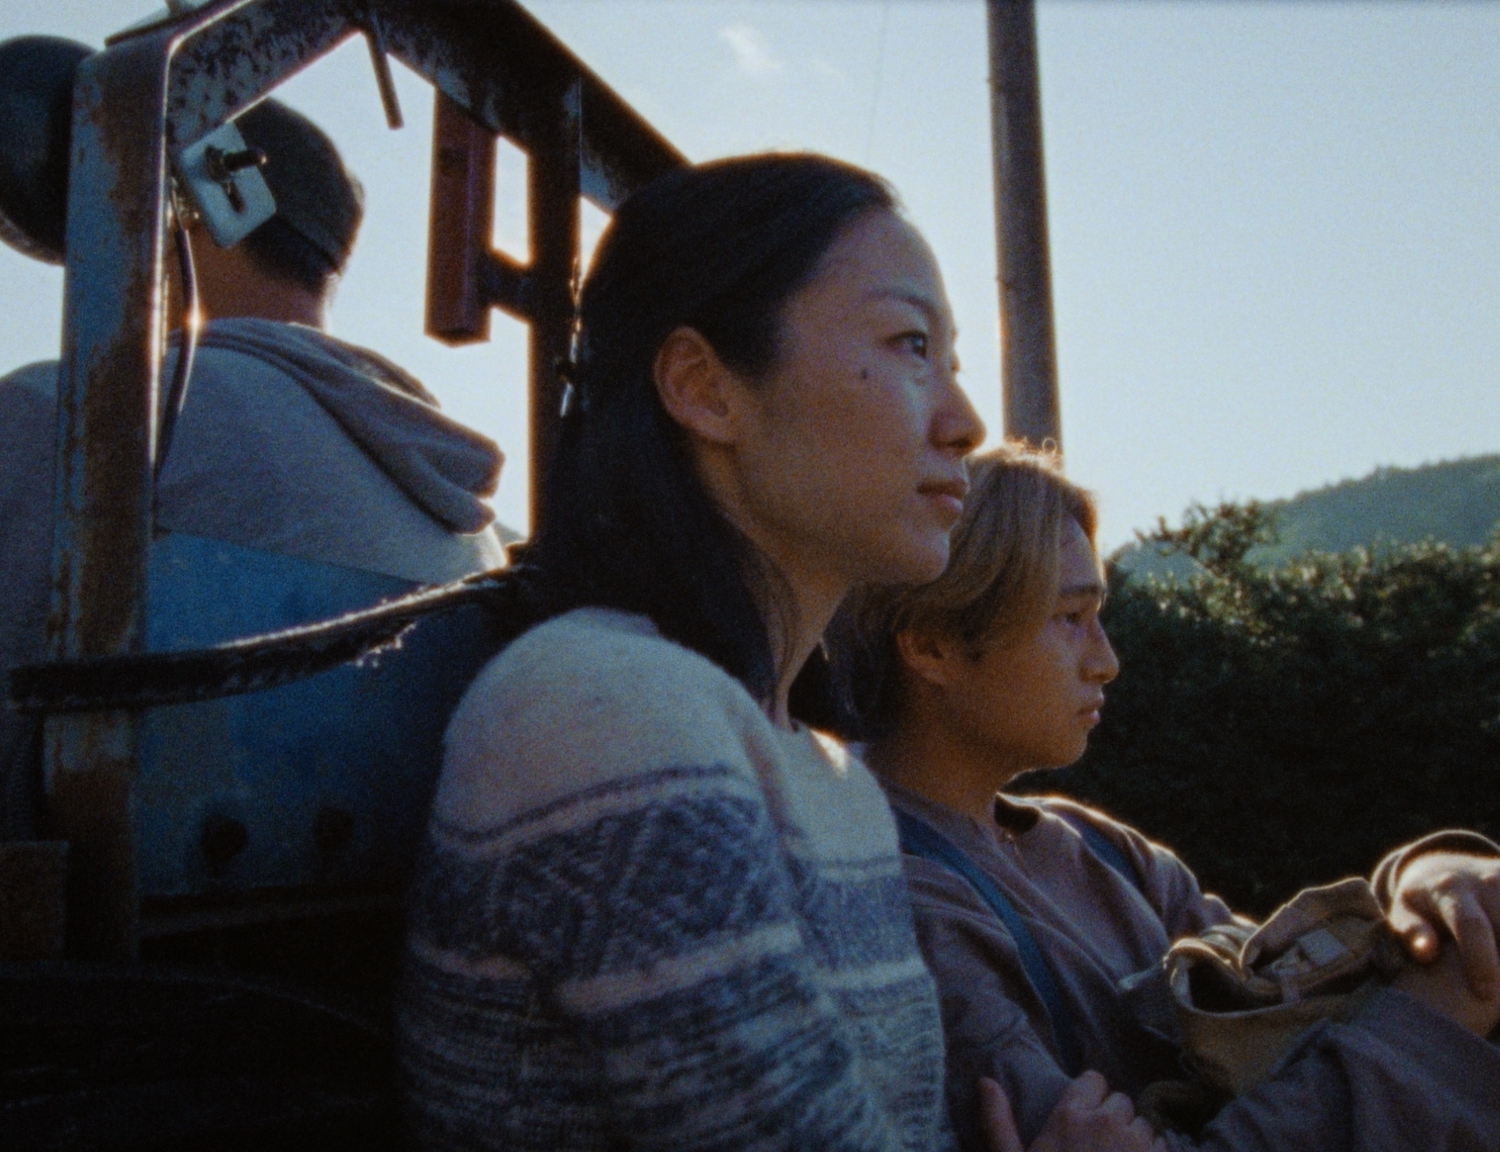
[136,532,493,897]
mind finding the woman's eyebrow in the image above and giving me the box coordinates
[865,287,942,321]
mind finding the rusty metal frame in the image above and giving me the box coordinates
[47,0,684,958]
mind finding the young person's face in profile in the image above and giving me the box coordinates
[728,209,984,592]
[946,519,1119,773]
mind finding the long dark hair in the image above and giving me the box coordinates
[526,153,896,703]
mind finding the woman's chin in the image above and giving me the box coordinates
[878,533,951,585]
[839,522,952,589]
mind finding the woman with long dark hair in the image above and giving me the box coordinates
[397,156,1161,1152]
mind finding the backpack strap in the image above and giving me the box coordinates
[1053,808,1145,892]
[893,808,1086,1076]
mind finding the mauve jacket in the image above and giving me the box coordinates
[884,781,1500,1152]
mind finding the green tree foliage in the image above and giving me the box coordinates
[1116,454,1500,580]
[1022,502,1500,916]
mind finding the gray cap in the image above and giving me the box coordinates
[236,98,364,271]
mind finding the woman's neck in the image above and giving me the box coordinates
[864,717,1027,827]
[767,569,847,729]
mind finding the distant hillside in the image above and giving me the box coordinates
[1115,454,1500,579]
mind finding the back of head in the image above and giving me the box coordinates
[0,44,361,294]
[236,99,364,296]
[831,440,1098,738]
[529,152,896,702]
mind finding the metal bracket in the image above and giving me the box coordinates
[173,121,275,248]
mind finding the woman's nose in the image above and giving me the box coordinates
[934,371,985,456]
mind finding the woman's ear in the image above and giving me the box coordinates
[653,326,742,445]
[894,629,968,691]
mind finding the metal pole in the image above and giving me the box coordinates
[988,0,1061,449]
[46,34,172,959]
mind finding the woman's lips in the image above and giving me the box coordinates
[924,491,965,521]
[919,479,968,523]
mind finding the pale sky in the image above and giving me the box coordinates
[3,1,1499,548]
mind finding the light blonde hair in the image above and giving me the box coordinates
[830,440,1099,735]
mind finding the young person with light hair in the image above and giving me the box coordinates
[833,441,1500,1151]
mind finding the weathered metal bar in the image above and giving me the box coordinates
[378,0,684,522]
[427,92,497,344]
[526,79,582,530]
[45,0,365,961]
[46,32,175,960]
[164,0,353,150]
[480,251,533,321]
[376,0,684,211]
[987,0,1061,449]
[362,6,405,130]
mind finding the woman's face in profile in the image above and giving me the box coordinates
[730,210,985,592]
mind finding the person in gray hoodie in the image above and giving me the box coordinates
[0,95,506,839]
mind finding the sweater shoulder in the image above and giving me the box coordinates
[434,608,768,828]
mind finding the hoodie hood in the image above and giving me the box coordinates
[196,318,503,534]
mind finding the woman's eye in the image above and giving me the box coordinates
[895,331,929,358]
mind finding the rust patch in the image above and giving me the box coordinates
[51,37,170,662]
[167,0,354,152]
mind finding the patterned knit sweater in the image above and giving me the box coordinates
[398,608,954,1151]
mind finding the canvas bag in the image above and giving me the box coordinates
[1138,877,1407,1131]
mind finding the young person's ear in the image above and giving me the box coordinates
[895,629,968,691]
[653,326,743,445]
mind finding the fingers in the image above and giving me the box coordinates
[1096,1087,1140,1131]
[1052,1068,1108,1110]
[1397,919,1442,964]
[977,1078,1023,1152]
[1389,881,1444,964]
[1441,889,1500,1000]
[1033,1072,1159,1152]
[1390,853,1500,997]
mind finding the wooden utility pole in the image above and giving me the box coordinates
[988,0,1061,449]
